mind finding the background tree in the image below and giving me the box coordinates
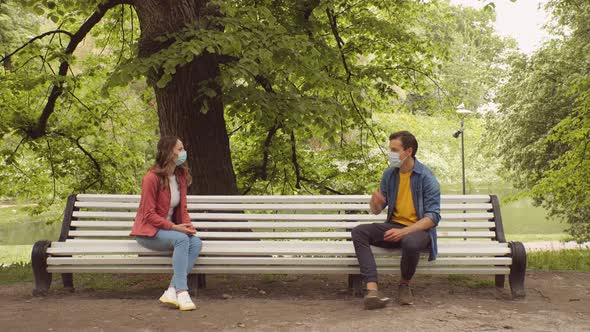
[394,3,517,115]
[488,0,590,242]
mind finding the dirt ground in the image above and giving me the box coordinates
[1,271,589,332]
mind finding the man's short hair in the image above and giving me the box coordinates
[389,130,418,158]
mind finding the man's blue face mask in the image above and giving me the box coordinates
[387,150,407,168]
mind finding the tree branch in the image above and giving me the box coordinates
[252,73,282,181]
[261,123,280,180]
[300,177,345,195]
[254,75,274,93]
[326,8,352,84]
[349,92,386,156]
[45,138,57,205]
[49,130,103,189]
[290,131,302,189]
[25,0,128,139]
[215,54,240,64]
[0,30,73,64]
[386,65,456,110]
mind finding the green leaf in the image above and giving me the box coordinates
[156,73,172,88]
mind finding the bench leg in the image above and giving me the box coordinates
[509,241,527,299]
[188,274,207,297]
[348,274,363,297]
[188,274,199,297]
[62,273,74,292]
[495,274,505,289]
[31,240,52,296]
[197,273,206,289]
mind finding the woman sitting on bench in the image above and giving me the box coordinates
[130,136,202,311]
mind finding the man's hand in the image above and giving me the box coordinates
[383,228,409,242]
[172,223,196,235]
[370,189,386,215]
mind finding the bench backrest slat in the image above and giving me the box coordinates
[62,194,504,243]
[67,230,497,239]
[74,201,493,211]
[70,220,496,229]
[75,194,492,203]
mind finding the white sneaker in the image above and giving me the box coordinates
[159,288,179,308]
[177,291,196,311]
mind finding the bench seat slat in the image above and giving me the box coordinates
[67,230,497,239]
[47,265,510,274]
[70,221,497,229]
[47,256,513,266]
[57,239,510,247]
[47,241,511,256]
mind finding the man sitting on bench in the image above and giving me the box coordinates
[352,130,441,309]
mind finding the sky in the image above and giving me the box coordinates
[449,0,551,54]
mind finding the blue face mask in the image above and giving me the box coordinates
[175,150,187,166]
[387,151,406,168]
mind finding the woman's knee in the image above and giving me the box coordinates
[170,232,191,247]
[190,236,202,250]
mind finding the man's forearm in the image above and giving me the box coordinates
[406,217,435,233]
[369,201,384,215]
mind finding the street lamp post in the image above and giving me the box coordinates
[453,104,472,195]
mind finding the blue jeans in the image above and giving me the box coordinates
[136,229,202,291]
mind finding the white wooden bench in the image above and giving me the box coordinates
[31,194,526,298]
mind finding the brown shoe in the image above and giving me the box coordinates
[364,289,391,310]
[398,284,413,305]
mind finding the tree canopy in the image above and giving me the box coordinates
[1,0,533,234]
[489,0,590,242]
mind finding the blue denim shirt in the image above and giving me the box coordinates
[379,158,441,261]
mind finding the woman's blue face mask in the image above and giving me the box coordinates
[175,150,187,166]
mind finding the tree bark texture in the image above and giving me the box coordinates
[134,0,238,194]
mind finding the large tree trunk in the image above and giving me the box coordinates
[133,0,238,195]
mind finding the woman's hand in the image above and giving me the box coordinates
[172,223,196,235]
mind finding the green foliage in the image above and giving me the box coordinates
[0,1,41,57]
[488,0,590,242]
[0,1,156,207]
[1,0,514,220]
[399,2,518,114]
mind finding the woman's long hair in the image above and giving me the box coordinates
[151,136,192,188]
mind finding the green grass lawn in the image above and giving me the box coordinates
[507,233,569,242]
[527,249,590,272]
[0,245,31,266]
